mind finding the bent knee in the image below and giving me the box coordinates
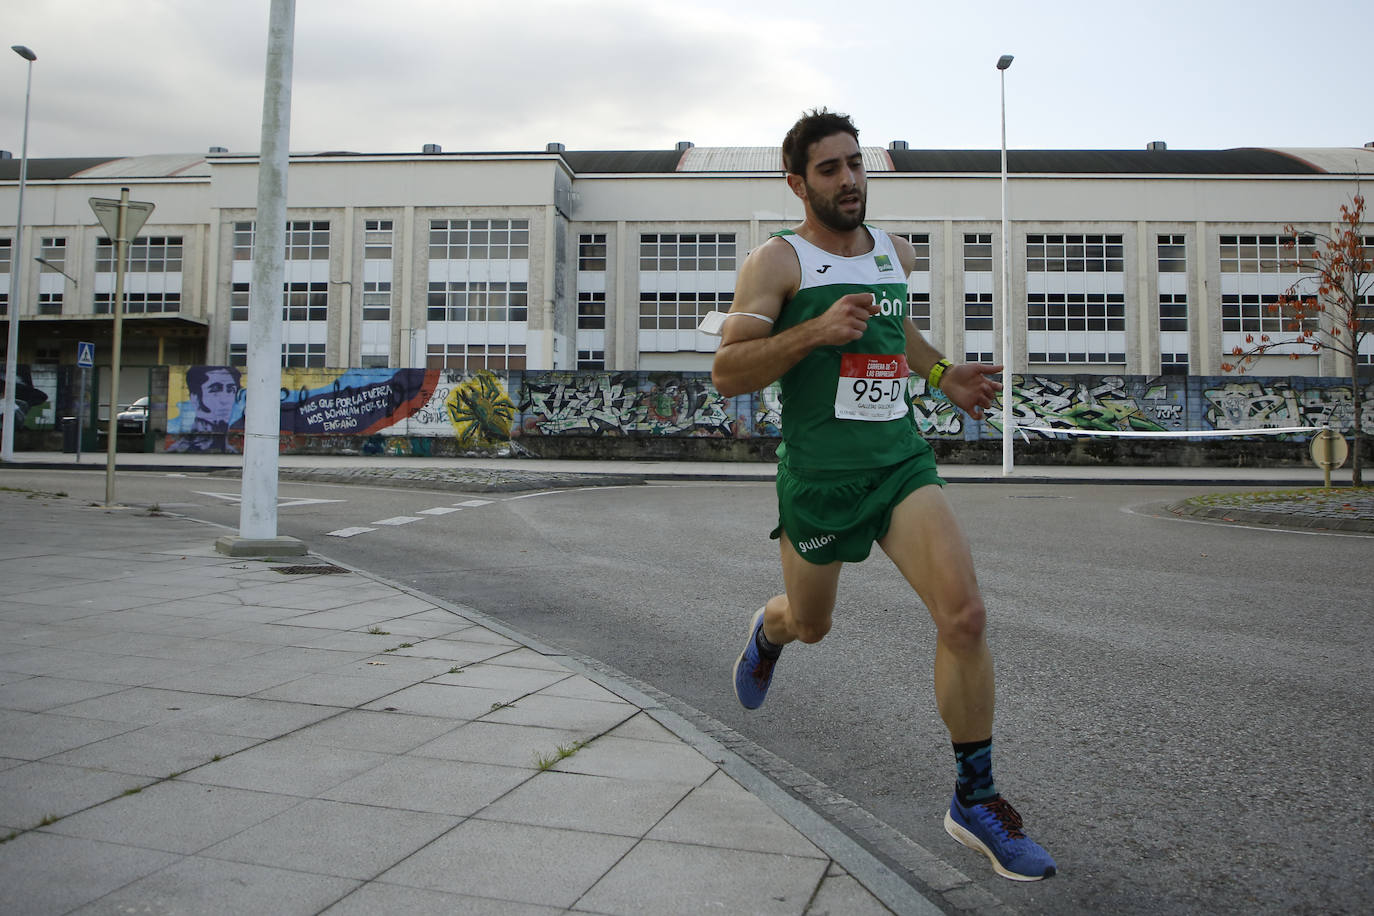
[936,600,987,652]
[790,615,832,644]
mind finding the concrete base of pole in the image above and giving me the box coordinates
[214,535,308,558]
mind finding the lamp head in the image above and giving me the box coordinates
[12,45,37,62]
[996,54,1014,70]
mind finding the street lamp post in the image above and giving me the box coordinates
[997,53,1015,476]
[2,44,36,462]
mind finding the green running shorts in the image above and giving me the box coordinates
[770,444,945,565]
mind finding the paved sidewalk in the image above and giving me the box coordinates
[0,491,936,916]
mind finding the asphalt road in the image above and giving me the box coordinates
[5,468,1371,915]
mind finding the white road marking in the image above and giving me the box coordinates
[455,499,494,507]
[418,507,462,515]
[192,490,345,509]
[372,516,422,526]
[327,527,376,538]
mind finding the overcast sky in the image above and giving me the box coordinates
[4,0,1370,160]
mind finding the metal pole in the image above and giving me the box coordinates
[998,55,1016,476]
[2,45,36,462]
[104,188,129,504]
[238,0,295,541]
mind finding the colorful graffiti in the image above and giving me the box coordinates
[158,366,1372,453]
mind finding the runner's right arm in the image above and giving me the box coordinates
[712,238,878,397]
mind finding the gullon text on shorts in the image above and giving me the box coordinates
[797,534,837,554]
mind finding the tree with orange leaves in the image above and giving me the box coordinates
[1221,194,1372,485]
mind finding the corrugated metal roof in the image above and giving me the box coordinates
[680,147,782,171]
[560,150,686,173]
[74,154,210,178]
[0,157,121,180]
[886,148,1324,175]
[1266,148,1374,174]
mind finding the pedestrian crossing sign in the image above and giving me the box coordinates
[77,341,95,368]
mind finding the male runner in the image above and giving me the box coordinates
[711,109,1056,882]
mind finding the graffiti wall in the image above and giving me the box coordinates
[161,366,1373,453]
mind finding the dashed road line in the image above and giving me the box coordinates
[326,526,377,538]
[372,516,423,526]
[417,507,462,515]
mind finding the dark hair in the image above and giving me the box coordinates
[782,108,860,176]
[186,365,242,397]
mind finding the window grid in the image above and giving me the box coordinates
[964,293,993,331]
[0,239,8,316]
[639,291,733,331]
[577,350,606,370]
[362,282,392,321]
[1219,234,1316,273]
[283,342,326,368]
[40,237,67,273]
[38,292,63,315]
[230,282,250,322]
[96,236,184,272]
[578,291,606,329]
[639,233,736,272]
[579,233,607,271]
[429,219,530,260]
[364,220,393,259]
[285,221,330,260]
[1027,293,1127,363]
[895,232,931,272]
[1157,234,1187,273]
[1025,234,1124,272]
[282,282,328,322]
[426,343,526,371]
[95,292,182,315]
[1159,294,1188,331]
[963,233,992,272]
[427,282,529,323]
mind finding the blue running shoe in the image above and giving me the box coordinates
[944,793,1057,881]
[732,607,777,710]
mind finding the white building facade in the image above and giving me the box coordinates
[3,142,1371,409]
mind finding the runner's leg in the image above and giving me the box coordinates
[877,485,994,743]
[763,531,844,646]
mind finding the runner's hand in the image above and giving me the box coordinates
[939,362,1004,419]
[815,293,880,345]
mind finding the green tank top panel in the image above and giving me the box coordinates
[771,228,923,471]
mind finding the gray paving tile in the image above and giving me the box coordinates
[290,709,460,754]
[603,711,680,744]
[165,696,344,738]
[487,647,573,671]
[46,780,300,853]
[321,755,531,816]
[323,884,563,915]
[332,652,467,681]
[179,739,388,796]
[412,721,593,769]
[438,624,519,647]
[371,617,471,639]
[425,662,568,694]
[0,831,181,916]
[383,638,521,665]
[227,645,376,675]
[481,692,636,734]
[550,734,717,785]
[645,770,827,858]
[807,871,898,915]
[67,855,359,916]
[376,819,636,909]
[250,671,415,707]
[0,760,150,827]
[144,660,303,696]
[538,674,628,704]
[45,723,261,777]
[362,682,513,719]
[200,798,459,879]
[2,583,156,612]
[0,712,136,761]
[576,839,829,916]
[477,770,692,837]
[50,686,230,726]
[0,676,126,713]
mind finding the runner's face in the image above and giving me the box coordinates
[802,133,866,232]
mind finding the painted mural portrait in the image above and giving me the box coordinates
[167,365,243,453]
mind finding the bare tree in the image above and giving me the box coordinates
[1221,194,1372,486]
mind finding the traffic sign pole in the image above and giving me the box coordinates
[89,189,154,505]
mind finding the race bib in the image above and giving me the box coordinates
[835,353,910,421]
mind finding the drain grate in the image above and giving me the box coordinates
[272,564,350,575]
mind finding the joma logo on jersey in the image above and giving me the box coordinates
[797,534,837,553]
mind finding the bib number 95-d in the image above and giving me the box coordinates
[834,353,910,422]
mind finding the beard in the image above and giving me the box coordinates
[805,180,867,232]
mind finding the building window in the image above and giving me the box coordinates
[577,349,606,369]
[640,232,736,271]
[430,219,529,260]
[896,233,932,331]
[233,222,255,260]
[427,282,528,322]
[1219,234,1315,273]
[426,343,525,371]
[285,221,330,260]
[578,291,606,330]
[962,234,995,362]
[963,233,992,272]
[283,282,328,322]
[579,233,607,271]
[0,238,9,316]
[38,292,63,315]
[229,343,247,367]
[639,232,737,352]
[364,219,393,259]
[1027,293,1126,363]
[95,292,183,315]
[1157,235,1190,373]
[1025,234,1124,272]
[1157,234,1186,273]
[230,282,250,322]
[362,282,391,321]
[283,342,326,368]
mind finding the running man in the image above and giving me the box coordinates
[711,108,1056,882]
